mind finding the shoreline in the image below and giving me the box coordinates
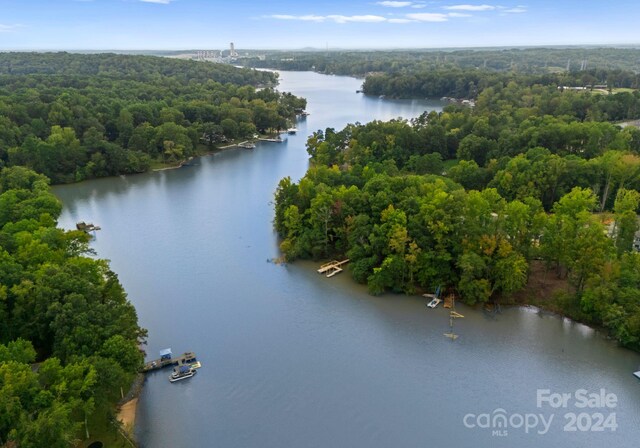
[149,136,281,172]
[116,372,145,441]
[117,398,138,435]
[302,258,630,352]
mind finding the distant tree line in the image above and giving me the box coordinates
[362,69,640,100]
[0,53,306,183]
[242,47,640,77]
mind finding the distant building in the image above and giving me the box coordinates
[558,86,588,91]
[230,42,238,58]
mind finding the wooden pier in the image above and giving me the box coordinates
[258,137,284,143]
[237,141,256,149]
[142,351,198,373]
[317,259,349,278]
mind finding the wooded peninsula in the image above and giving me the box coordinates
[274,54,640,351]
[0,53,305,183]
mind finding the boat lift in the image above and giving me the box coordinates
[444,295,464,340]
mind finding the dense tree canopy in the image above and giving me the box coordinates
[0,53,305,183]
[362,69,640,100]
[274,71,640,351]
[242,48,640,77]
[0,166,145,445]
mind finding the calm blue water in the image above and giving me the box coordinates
[54,71,640,448]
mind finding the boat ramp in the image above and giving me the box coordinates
[317,259,350,278]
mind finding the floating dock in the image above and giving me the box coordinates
[317,259,349,278]
[443,295,455,309]
[237,141,256,149]
[258,137,285,143]
[142,349,198,373]
[76,222,101,232]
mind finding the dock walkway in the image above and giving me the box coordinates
[317,259,349,278]
[258,137,284,143]
[142,351,197,373]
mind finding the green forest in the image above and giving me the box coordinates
[274,76,640,351]
[0,53,305,183]
[362,68,640,102]
[0,166,145,446]
[243,47,640,76]
[243,47,640,105]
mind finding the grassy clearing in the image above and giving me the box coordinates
[442,158,459,173]
[76,412,134,448]
[611,87,636,94]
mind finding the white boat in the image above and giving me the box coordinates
[169,365,197,383]
[238,142,256,149]
[634,371,640,380]
[427,298,442,309]
[287,128,298,134]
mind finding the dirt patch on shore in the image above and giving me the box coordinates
[115,373,145,437]
[509,260,572,308]
[117,398,138,434]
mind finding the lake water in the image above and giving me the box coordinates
[54,71,640,447]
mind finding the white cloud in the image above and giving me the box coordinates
[270,14,326,22]
[444,4,495,11]
[388,18,416,23]
[139,0,175,4]
[328,15,388,23]
[377,1,413,6]
[267,8,472,24]
[406,12,449,21]
[268,14,388,24]
[376,1,428,7]
[503,7,527,13]
[0,24,24,33]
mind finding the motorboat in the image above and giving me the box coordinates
[169,365,196,383]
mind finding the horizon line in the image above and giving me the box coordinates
[2,43,640,53]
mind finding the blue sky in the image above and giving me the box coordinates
[1,0,639,50]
